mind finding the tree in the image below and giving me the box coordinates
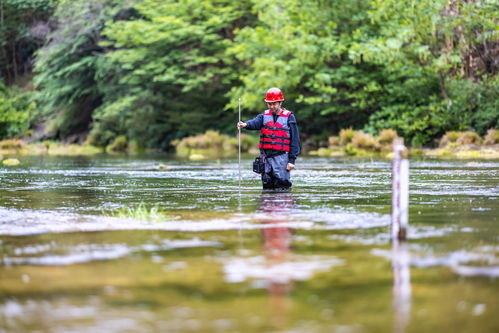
[29,0,497,147]
[33,0,127,142]
[354,0,498,144]
[0,0,54,85]
[90,0,254,148]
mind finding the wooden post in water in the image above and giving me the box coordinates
[391,138,409,241]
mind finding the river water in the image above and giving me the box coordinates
[0,155,498,332]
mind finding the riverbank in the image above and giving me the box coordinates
[1,129,498,162]
[309,145,499,159]
[0,139,102,158]
[309,129,499,159]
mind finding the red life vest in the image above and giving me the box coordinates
[259,109,291,152]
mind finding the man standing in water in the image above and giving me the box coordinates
[237,88,300,190]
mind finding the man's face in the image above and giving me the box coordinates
[267,101,281,113]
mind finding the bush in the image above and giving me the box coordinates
[439,131,462,148]
[176,130,227,150]
[106,135,128,153]
[240,134,259,152]
[0,84,35,140]
[484,129,498,145]
[447,77,499,136]
[344,143,358,156]
[439,131,483,148]
[377,129,398,145]
[339,128,355,145]
[351,131,379,151]
[328,136,340,147]
[0,139,26,150]
[377,129,398,151]
[172,130,254,157]
[456,131,482,145]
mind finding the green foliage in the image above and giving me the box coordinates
[227,0,382,136]
[106,135,127,153]
[33,0,124,140]
[357,0,498,146]
[0,0,55,84]
[0,84,35,139]
[22,0,499,148]
[446,76,499,135]
[364,98,450,147]
[88,0,255,148]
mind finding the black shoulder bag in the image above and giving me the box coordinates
[252,154,266,174]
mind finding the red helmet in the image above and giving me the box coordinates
[264,87,285,102]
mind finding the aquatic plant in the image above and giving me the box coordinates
[427,148,499,159]
[45,142,102,156]
[106,203,178,222]
[157,164,170,170]
[455,149,499,159]
[344,143,358,156]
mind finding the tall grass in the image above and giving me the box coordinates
[105,203,178,222]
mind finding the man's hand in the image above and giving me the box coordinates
[286,163,295,171]
[237,121,247,129]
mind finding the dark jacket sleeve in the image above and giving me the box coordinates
[244,114,264,130]
[288,114,300,164]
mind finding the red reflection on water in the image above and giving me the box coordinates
[259,191,296,328]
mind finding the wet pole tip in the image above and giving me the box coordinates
[238,98,241,186]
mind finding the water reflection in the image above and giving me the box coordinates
[391,240,411,333]
[258,191,296,329]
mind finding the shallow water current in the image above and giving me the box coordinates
[1,155,498,332]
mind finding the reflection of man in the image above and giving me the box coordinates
[259,191,296,328]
